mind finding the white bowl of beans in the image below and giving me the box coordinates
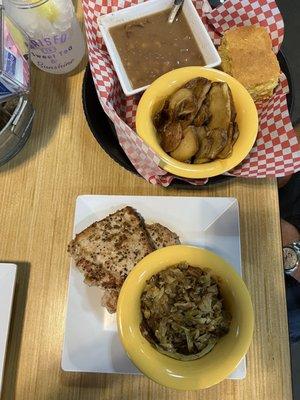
[99,0,221,96]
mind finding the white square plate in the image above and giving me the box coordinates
[62,195,246,379]
[0,263,17,394]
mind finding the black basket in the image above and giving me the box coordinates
[82,50,294,189]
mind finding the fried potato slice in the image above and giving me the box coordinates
[194,127,213,164]
[167,88,198,129]
[229,90,236,123]
[168,88,196,118]
[193,101,210,127]
[232,122,240,144]
[154,78,238,165]
[153,100,170,131]
[184,77,212,111]
[160,122,183,153]
[217,123,234,159]
[194,127,227,162]
[206,128,228,159]
[207,82,233,130]
[170,126,199,161]
[195,126,208,141]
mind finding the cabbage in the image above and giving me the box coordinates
[140,263,231,361]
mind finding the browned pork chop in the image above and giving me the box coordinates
[68,207,181,313]
[68,206,154,285]
[146,223,180,249]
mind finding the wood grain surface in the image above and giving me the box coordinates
[0,27,292,400]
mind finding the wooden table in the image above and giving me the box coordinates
[0,58,292,400]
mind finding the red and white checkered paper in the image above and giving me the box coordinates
[82,0,300,186]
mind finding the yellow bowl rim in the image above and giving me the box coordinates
[136,67,258,179]
[117,245,254,390]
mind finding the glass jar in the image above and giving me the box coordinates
[3,0,86,74]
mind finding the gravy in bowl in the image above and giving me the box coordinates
[110,9,205,89]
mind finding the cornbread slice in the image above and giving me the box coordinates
[218,26,280,102]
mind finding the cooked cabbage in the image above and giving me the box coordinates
[140,263,231,360]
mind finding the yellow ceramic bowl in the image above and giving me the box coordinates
[136,67,258,179]
[117,245,254,390]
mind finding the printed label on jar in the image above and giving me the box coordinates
[28,21,84,74]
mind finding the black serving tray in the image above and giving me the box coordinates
[82,50,294,189]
